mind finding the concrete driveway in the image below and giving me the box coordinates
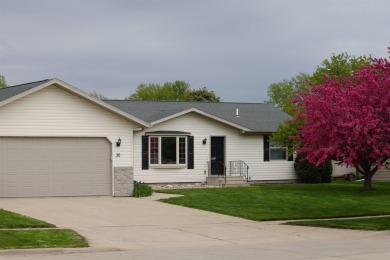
[0,193,389,259]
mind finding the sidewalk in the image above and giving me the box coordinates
[0,194,389,259]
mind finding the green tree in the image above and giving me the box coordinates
[268,53,370,154]
[0,74,7,88]
[310,53,369,85]
[267,72,310,115]
[267,53,369,115]
[184,87,221,102]
[127,81,190,101]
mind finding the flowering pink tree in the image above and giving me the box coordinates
[295,56,390,190]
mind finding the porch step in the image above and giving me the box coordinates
[206,175,250,187]
[222,183,250,187]
[222,177,250,187]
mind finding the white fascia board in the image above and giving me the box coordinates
[150,107,251,132]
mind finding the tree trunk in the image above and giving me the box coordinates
[364,172,373,190]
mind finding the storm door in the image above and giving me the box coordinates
[210,137,225,175]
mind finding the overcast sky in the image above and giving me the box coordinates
[0,0,389,102]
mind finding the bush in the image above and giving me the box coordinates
[294,153,333,183]
[133,181,153,197]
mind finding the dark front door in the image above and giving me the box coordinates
[210,137,225,175]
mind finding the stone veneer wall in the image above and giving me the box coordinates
[114,167,134,196]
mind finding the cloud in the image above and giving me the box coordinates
[0,0,389,102]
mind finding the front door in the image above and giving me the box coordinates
[210,137,225,175]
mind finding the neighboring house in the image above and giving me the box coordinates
[332,161,390,181]
[0,79,295,198]
[373,160,390,181]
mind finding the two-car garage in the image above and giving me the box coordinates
[0,137,112,197]
[0,79,148,198]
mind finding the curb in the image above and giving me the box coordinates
[0,247,121,256]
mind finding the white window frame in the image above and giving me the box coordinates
[149,136,187,168]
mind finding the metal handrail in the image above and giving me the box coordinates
[230,160,250,182]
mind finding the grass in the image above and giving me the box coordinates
[0,229,88,249]
[0,208,88,249]
[158,181,390,221]
[287,216,390,231]
[0,209,54,228]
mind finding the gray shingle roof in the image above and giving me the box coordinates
[0,79,50,103]
[1,79,289,132]
[104,100,290,132]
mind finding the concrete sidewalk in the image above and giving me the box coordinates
[0,193,389,259]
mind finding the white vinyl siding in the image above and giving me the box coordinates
[332,161,390,181]
[0,85,138,170]
[133,112,295,183]
[373,160,390,181]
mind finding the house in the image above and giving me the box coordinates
[0,79,295,198]
[373,161,390,181]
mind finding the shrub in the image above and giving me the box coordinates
[133,181,153,197]
[294,153,333,183]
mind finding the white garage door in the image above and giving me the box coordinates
[0,137,111,197]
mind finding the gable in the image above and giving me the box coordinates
[0,79,149,128]
[144,111,244,136]
[0,80,50,103]
[0,85,140,134]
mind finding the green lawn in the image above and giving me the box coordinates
[287,216,390,231]
[0,209,54,228]
[158,182,390,221]
[0,209,88,249]
[0,229,88,249]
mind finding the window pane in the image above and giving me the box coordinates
[161,137,176,164]
[179,137,186,164]
[270,148,287,160]
[270,140,287,160]
[150,137,159,164]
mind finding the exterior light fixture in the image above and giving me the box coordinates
[203,138,207,145]
[116,138,122,147]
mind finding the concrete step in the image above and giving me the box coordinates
[222,182,250,187]
[206,175,249,187]
[226,176,246,181]
[224,176,249,187]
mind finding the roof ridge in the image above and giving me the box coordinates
[103,99,267,105]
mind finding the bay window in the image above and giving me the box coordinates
[149,136,187,166]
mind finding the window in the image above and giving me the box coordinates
[270,141,287,160]
[142,134,194,170]
[263,135,292,162]
[149,136,187,166]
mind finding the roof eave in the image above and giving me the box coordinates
[239,130,276,135]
